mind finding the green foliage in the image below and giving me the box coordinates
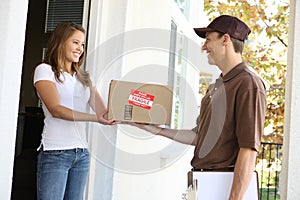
[260,188,280,200]
[256,158,281,186]
[202,0,290,143]
[256,142,282,191]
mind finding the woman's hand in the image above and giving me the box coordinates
[96,112,117,125]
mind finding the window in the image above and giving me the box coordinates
[168,21,186,129]
[42,0,85,59]
[45,0,84,33]
[173,0,190,18]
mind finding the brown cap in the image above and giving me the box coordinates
[194,15,251,41]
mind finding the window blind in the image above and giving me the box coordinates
[45,0,84,33]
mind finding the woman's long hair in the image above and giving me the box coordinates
[45,21,91,87]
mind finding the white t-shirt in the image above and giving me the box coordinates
[33,63,90,150]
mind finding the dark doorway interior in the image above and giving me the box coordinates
[11,0,47,199]
[11,107,44,200]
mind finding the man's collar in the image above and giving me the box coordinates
[220,62,245,82]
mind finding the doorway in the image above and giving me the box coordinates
[11,0,85,199]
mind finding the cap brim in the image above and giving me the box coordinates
[194,27,215,38]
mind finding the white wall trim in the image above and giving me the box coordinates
[0,0,28,199]
[281,0,300,199]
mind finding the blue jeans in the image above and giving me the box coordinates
[37,148,90,200]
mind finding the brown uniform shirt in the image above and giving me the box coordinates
[191,62,267,169]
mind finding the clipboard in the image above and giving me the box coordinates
[187,171,259,200]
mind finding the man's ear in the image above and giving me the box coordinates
[224,34,230,41]
[223,34,231,45]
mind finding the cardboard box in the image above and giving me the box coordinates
[107,80,173,125]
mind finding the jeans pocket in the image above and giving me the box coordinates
[82,149,90,156]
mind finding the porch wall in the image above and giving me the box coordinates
[280,0,300,199]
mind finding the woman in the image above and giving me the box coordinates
[33,21,115,200]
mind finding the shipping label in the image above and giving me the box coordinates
[128,90,154,110]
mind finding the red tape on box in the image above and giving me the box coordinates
[128,90,154,110]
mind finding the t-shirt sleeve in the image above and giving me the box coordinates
[236,78,267,152]
[33,63,55,85]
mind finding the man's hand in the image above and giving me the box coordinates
[124,122,197,146]
[126,122,163,135]
[183,179,198,200]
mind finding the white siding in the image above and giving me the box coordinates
[0,0,28,199]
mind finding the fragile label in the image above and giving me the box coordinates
[128,90,154,110]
